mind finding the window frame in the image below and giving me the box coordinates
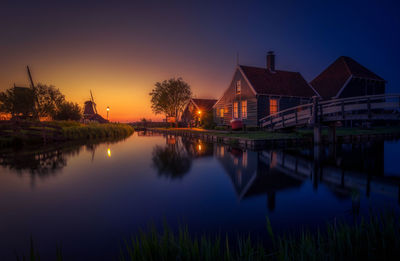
[235,80,241,94]
[233,101,239,119]
[269,98,279,115]
[241,100,247,119]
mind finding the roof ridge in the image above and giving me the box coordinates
[240,64,300,74]
[341,56,353,77]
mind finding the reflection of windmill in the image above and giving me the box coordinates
[83,90,108,123]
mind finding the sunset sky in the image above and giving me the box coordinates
[1,0,399,122]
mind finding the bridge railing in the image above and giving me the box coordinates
[259,102,314,129]
[260,94,400,129]
[320,94,400,121]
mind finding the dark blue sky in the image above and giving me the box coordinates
[1,0,399,120]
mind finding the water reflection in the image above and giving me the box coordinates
[0,137,128,186]
[151,135,213,179]
[210,140,400,215]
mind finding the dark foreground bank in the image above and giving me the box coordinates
[16,212,400,261]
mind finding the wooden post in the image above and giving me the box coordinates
[341,101,345,120]
[295,111,298,124]
[282,114,285,128]
[367,98,371,119]
[314,125,321,144]
[328,124,336,144]
[312,96,321,144]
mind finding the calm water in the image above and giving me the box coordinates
[1,132,400,260]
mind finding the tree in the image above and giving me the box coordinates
[0,84,82,121]
[0,87,35,117]
[52,101,82,121]
[149,78,192,124]
[34,84,65,118]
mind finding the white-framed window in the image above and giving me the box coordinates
[236,80,241,94]
[269,98,278,115]
[233,101,239,118]
[241,100,247,118]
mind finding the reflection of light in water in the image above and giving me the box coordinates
[107,148,111,157]
[198,144,202,151]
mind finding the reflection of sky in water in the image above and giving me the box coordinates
[0,132,399,260]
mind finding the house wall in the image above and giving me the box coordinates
[214,69,258,126]
[339,78,385,98]
[181,100,196,125]
[257,96,310,122]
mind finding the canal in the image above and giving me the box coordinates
[1,131,399,260]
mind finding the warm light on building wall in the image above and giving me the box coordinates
[198,144,202,151]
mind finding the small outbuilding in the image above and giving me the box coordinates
[310,56,386,100]
[181,98,217,127]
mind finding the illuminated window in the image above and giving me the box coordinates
[236,80,241,94]
[269,98,278,115]
[241,100,247,118]
[220,108,224,117]
[233,101,239,118]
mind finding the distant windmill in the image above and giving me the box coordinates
[83,90,97,117]
[83,90,108,123]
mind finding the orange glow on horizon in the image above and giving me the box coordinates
[0,47,221,122]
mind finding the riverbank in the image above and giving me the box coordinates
[147,126,400,149]
[0,120,134,148]
[16,212,400,260]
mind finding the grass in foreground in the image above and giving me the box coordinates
[15,212,400,260]
[118,213,400,261]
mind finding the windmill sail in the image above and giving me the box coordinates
[90,90,98,114]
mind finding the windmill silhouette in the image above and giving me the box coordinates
[83,90,108,123]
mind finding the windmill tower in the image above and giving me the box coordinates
[83,90,108,123]
[83,90,97,118]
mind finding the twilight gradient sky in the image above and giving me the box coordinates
[1,0,399,122]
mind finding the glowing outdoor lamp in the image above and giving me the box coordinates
[107,147,111,157]
[106,106,110,121]
[198,110,201,115]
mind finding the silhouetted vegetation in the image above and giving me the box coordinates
[149,78,192,124]
[0,121,134,148]
[118,213,400,261]
[51,101,82,121]
[19,212,397,260]
[152,144,192,179]
[0,84,82,121]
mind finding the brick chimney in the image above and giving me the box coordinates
[267,51,275,72]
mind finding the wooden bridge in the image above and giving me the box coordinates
[260,94,400,129]
[259,94,400,143]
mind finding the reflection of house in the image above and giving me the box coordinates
[213,52,316,127]
[310,56,385,100]
[215,144,303,211]
[181,98,217,127]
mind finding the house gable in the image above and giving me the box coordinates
[213,67,258,126]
